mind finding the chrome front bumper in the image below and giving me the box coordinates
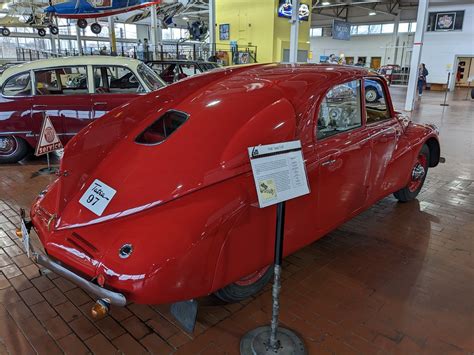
[20,215,127,307]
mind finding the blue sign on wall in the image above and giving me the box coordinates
[332,20,351,41]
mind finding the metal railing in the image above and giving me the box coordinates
[13,42,258,66]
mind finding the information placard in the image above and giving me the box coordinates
[248,140,310,208]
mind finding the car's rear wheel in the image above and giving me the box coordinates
[214,265,273,303]
[394,145,430,202]
[365,86,378,102]
[0,136,29,163]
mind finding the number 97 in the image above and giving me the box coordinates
[87,194,100,206]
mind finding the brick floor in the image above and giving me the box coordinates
[0,87,473,354]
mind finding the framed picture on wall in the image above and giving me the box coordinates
[219,24,230,40]
[435,12,456,31]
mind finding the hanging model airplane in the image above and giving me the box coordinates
[0,1,60,37]
[43,0,179,34]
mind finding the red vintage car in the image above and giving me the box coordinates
[0,56,165,163]
[20,64,440,319]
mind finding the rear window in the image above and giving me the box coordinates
[135,110,188,145]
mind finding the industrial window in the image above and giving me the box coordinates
[316,80,362,140]
[310,28,322,37]
[398,23,410,33]
[135,110,189,145]
[369,24,382,34]
[381,24,394,33]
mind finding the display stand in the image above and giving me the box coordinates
[240,201,306,355]
[440,72,450,107]
[241,140,310,355]
[36,152,59,175]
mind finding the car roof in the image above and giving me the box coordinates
[0,56,144,83]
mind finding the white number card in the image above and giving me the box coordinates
[79,179,117,216]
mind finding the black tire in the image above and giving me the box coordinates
[38,28,46,37]
[471,88,474,99]
[0,136,29,163]
[90,22,102,34]
[365,86,379,103]
[214,266,273,303]
[1,27,10,37]
[50,25,59,35]
[77,19,88,29]
[394,145,430,202]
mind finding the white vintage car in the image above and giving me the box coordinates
[0,56,166,163]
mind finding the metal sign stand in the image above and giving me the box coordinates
[240,201,306,355]
[440,72,450,107]
[36,152,58,175]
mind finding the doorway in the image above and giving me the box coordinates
[370,57,382,69]
[455,57,474,87]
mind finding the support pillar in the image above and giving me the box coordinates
[50,36,57,54]
[108,17,117,55]
[76,25,83,55]
[150,5,159,59]
[404,0,429,111]
[288,0,300,63]
[392,12,400,65]
[209,0,216,54]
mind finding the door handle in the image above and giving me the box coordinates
[93,102,107,106]
[33,105,47,109]
[321,159,336,166]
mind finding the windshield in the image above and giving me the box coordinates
[137,63,165,91]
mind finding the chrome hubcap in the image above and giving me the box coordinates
[0,136,15,154]
[411,163,425,181]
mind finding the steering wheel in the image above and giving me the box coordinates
[95,87,107,94]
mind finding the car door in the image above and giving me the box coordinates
[90,65,144,120]
[32,66,92,146]
[0,71,33,145]
[315,79,372,233]
[363,77,404,201]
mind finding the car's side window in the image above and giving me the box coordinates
[180,64,200,76]
[2,72,31,97]
[34,69,62,95]
[364,78,391,124]
[59,66,88,95]
[93,66,143,94]
[316,80,362,140]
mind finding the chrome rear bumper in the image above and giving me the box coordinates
[34,253,127,307]
[19,212,127,307]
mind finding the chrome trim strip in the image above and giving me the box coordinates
[0,131,32,135]
[35,254,127,306]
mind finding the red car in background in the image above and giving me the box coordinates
[22,64,441,316]
[0,56,165,163]
[378,64,402,85]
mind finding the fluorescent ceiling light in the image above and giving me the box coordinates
[369,11,376,16]
[182,16,189,20]
[322,1,330,5]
